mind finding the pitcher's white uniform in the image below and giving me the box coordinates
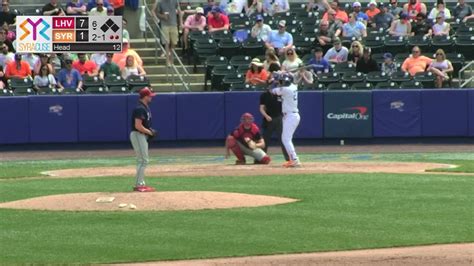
[272,83,300,163]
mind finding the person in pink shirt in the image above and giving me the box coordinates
[401,46,432,76]
[182,7,207,51]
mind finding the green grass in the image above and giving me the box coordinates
[1,152,473,179]
[0,173,473,264]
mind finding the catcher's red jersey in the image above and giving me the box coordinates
[232,123,262,147]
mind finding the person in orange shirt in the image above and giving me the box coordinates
[322,1,348,23]
[5,54,32,79]
[109,0,124,15]
[245,58,269,86]
[366,1,381,20]
[112,39,143,69]
[401,46,432,76]
[72,53,98,76]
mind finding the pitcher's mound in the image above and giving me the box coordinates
[0,191,298,212]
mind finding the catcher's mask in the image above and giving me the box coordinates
[240,112,254,127]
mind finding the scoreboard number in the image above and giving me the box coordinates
[16,16,123,53]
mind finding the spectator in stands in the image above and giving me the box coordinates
[73,53,98,76]
[122,19,130,41]
[306,0,330,13]
[0,43,14,68]
[294,62,314,88]
[203,0,217,16]
[411,12,432,37]
[87,0,111,11]
[389,13,411,37]
[263,0,289,15]
[207,6,230,33]
[33,54,54,76]
[324,37,348,64]
[453,0,473,21]
[388,0,403,18]
[401,46,432,76]
[0,1,16,26]
[428,49,453,88]
[57,57,83,92]
[356,47,378,73]
[153,0,179,66]
[0,27,14,53]
[246,0,263,16]
[347,40,364,64]
[326,10,343,39]
[428,2,451,20]
[308,47,331,74]
[316,19,337,52]
[282,48,303,73]
[372,3,393,30]
[89,0,107,16]
[5,54,32,79]
[0,65,5,89]
[90,53,107,68]
[113,39,143,69]
[121,55,146,79]
[182,7,206,52]
[245,58,269,86]
[263,48,280,70]
[322,1,348,23]
[42,0,66,16]
[251,15,272,42]
[352,2,369,24]
[49,53,62,74]
[3,23,15,42]
[381,52,397,76]
[67,0,87,15]
[342,13,367,38]
[110,0,124,15]
[432,14,450,36]
[226,0,247,14]
[265,20,293,56]
[34,65,56,92]
[464,14,474,22]
[366,1,381,21]
[403,0,427,20]
[23,53,39,72]
[99,53,121,79]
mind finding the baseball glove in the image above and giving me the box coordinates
[147,129,157,141]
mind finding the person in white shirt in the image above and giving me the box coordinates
[427,2,451,20]
[324,37,349,64]
[90,53,107,67]
[271,72,301,167]
[226,0,247,14]
[281,48,303,73]
[89,0,108,16]
[432,14,450,36]
[251,14,272,42]
[263,0,289,15]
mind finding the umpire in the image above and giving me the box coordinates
[130,87,157,192]
[259,86,290,162]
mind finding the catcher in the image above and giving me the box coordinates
[225,113,272,165]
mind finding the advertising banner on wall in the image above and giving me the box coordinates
[324,91,372,138]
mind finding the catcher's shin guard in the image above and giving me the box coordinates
[226,136,245,161]
[259,155,271,164]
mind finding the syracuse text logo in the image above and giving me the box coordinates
[16,16,52,53]
[49,105,63,116]
[390,101,405,112]
[327,106,369,120]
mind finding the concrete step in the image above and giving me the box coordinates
[152,82,205,92]
[147,73,204,83]
[144,65,205,75]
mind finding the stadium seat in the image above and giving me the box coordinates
[341,71,365,86]
[292,35,314,56]
[86,86,109,94]
[241,38,266,58]
[211,65,236,91]
[0,88,13,96]
[394,53,410,64]
[384,36,408,55]
[326,82,350,90]
[230,17,250,31]
[317,72,340,86]
[37,86,59,95]
[218,39,241,60]
[205,55,228,90]
[222,73,245,91]
[187,30,209,60]
[82,75,104,91]
[230,55,252,69]
[351,82,373,90]
[229,83,254,91]
[413,72,435,88]
[105,75,127,88]
[193,39,218,71]
[312,83,326,90]
[455,24,474,37]
[334,62,356,74]
[363,35,385,54]
[9,77,35,95]
[374,81,399,89]
[430,35,454,53]
[445,53,465,77]
[108,86,130,94]
[211,30,233,43]
[400,80,423,89]
[127,75,151,92]
[454,35,474,60]
[366,71,389,84]
[407,35,431,52]
[390,71,412,83]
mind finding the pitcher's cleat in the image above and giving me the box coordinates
[283,160,302,168]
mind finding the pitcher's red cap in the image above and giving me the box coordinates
[139,87,156,98]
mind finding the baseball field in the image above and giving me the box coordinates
[0,144,473,265]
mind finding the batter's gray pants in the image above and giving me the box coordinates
[130,131,149,186]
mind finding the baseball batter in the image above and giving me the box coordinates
[130,87,157,192]
[271,73,301,167]
[225,113,272,165]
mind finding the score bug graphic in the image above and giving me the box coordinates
[16,16,122,53]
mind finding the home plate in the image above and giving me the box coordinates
[96,197,115,203]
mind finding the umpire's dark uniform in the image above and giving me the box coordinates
[260,90,290,161]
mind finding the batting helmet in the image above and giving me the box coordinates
[278,72,294,86]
